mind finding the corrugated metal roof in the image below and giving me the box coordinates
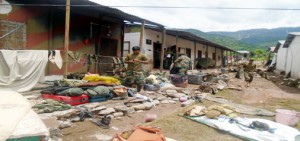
[274,40,285,53]
[165,29,235,52]
[282,32,300,48]
[12,0,164,27]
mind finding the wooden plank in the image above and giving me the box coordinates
[139,20,145,49]
[160,28,166,72]
[63,0,70,77]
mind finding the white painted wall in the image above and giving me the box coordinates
[276,42,288,72]
[124,29,163,70]
[124,29,224,70]
[285,36,300,79]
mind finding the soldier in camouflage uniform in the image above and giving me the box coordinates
[243,59,256,87]
[174,53,192,75]
[124,46,148,92]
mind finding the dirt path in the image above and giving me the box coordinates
[61,72,300,141]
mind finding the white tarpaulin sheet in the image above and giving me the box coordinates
[0,50,48,92]
[8,109,49,139]
[0,91,31,141]
[188,116,300,141]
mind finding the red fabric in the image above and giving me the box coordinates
[41,94,89,106]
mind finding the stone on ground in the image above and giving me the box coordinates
[133,104,146,110]
[98,108,116,115]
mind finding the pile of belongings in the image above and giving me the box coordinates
[184,104,239,119]
[67,72,85,80]
[32,99,72,113]
[169,74,188,88]
[83,73,121,85]
[112,126,167,141]
[145,73,173,91]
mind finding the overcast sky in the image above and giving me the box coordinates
[91,0,300,32]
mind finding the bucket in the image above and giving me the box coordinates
[275,109,299,126]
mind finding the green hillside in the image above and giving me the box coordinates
[183,27,300,51]
[184,29,258,51]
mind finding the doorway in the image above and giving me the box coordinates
[186,48,191,58]
[99,38,118,56]
[98,38,118,74]
[198,50,202,59]
[153,43,162,68]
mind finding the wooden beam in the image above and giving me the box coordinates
[160,28,166,72]
[176,31,179,59]
[215,47,217,67]
[139,20,145,49]
[194,40,197,70]
[63,0,70,78]
[221,49,224,67]
[206,45,208,69]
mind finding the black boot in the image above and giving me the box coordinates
[94,115,111,129]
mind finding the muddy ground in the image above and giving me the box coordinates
[61,72,300,141]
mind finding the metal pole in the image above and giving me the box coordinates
[63,0,70,78]
[160,28,166,72]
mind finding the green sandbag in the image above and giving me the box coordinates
[88,86,110,97]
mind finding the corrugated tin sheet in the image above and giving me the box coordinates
[11,0,164,27]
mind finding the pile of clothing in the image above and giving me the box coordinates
[184,104,239,119]
[144,73,172,91]
[112,126,167,141]
[33,99,72,113]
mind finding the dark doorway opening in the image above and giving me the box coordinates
[98,38,118,74]
[186,48,191,58]
[99,38,118,56]
[198,50,202,59]
[153,42,162,69]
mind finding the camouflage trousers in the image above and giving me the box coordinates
[125,71,145,87]
[178,67,188,75]
[244,71,254,83]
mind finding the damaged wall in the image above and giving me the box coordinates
[0,2,123,75]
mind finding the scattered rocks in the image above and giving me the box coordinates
[166,90,178,94]
[181,100,196,107]
[169,100,176,104]
[152,100,160,106]
[136,110,144,113]
[156,96,167,101]
[59,120,72,129]
[173,98,179,101]
[167,93,186,98]
[114,105,128,112]
[70,116,80,122]
[145,91,155,95]
[216,80,227,90]
[126,107,136,114]
[144,102,154,110]
[161,100,170,104]
[113,112,124,118]
[133,104,146,110]
[92,106,107,112]
[98,108,116,115]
